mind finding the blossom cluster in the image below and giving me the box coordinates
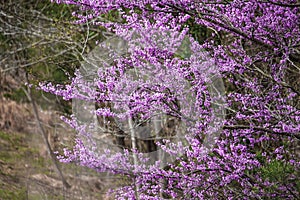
[45,0,300,199]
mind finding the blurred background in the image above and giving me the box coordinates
[0,1,124,199]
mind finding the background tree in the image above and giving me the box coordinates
[0,0,108,196]
[0,0,104,104]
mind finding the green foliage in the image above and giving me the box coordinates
[248,152,300,197]
[0,131,24,147]
[0,131,31,199]
[102,9,124,22]
[3,88,27,103]
[0,187,27,200]
[185,19,218,45]
[260,160,294,182]
[28,62,70,84]
[0,131,46,171]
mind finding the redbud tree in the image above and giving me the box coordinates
[43,0,300,199]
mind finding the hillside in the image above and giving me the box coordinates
[0,98,119,200]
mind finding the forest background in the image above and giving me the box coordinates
[0,1,114,199]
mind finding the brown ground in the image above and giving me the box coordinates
[0,96,123,200]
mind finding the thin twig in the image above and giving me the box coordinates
[22,85,71,189]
